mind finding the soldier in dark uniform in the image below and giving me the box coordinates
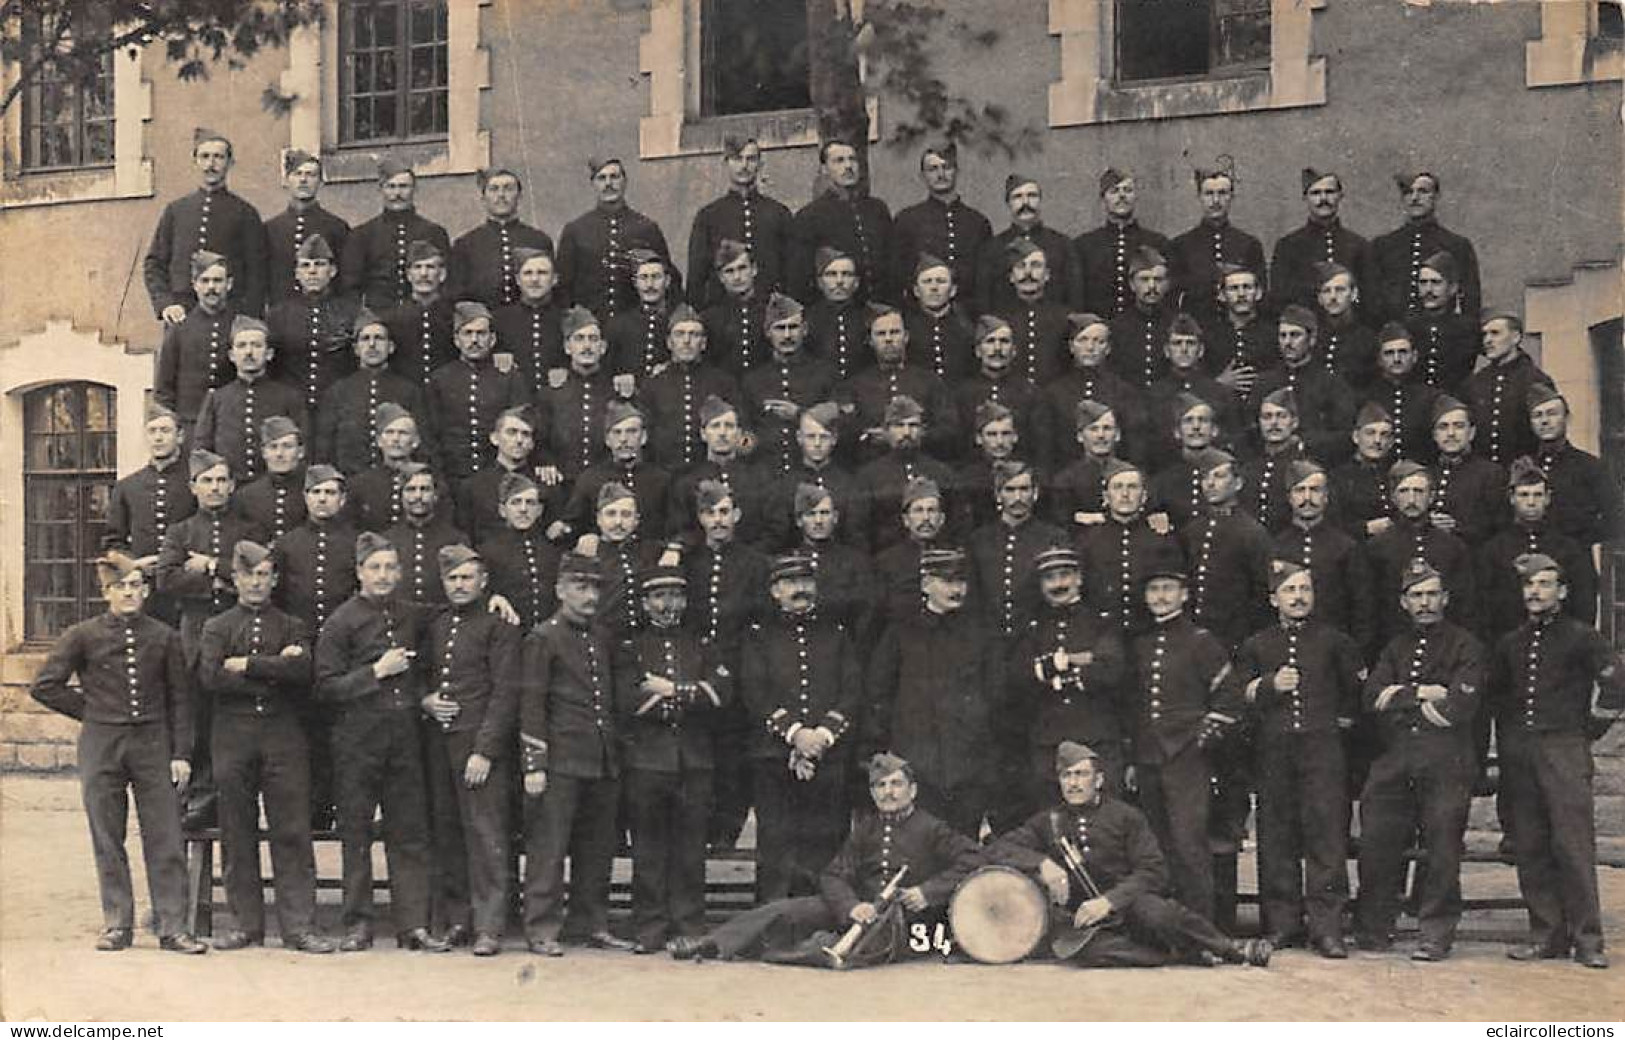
[742,294,840,478]
[761,403,861,551]
[456,405,564,549]
[264,149,350,305]
[1371,170,1482,324]
[988,742,1272,968]
[418,544,521,957]
[194,317,307,484]
[1467,310,1553,468]
[868,548,1000,837]
[842,304,958,462]
[1273,459,1376,657]
[1240,389,1311,536]
[1046,400,1126,533]
[1075,168,1174,321]
[1079,459,1181,637]
[1429,395,1508,547]
[563,401,671,544]
[1488,553,1622,970]
[615,550,731,951]
[1236,560,1361,957]
[1148,394,1228,530]
[1169,159,1266,328]
[1203,263,1272,384]
[1357,559,1483,960]
[477,473,563,631]
[1312,261,1379,392]
[341,156,452,310]
[996,238,1073,389]
[425,301,531,484]
[1036,315,1146,469]
[666,395,766,546]
[974,174,1082,315]
[1529,384,1625,551]
[198,540,333,953]
[556,156,673,320]
[1481,457,1598,638]
[1367,460,1478,647]
[968,461,1066,642]
[687,137,793,308]
[590,482,663,640]
[1268,168,1375,318]
[794,485,879,642]
[954,330,1039,469]
[790,140,893,305]
[1109,247,1178,391]
[380,239,455,386]
[890,142,993,309]
[806,247,867,384]
[1128,561,1243,923]
[236,416,309,544]
[872,478,953,626]
[1179,449,1272,650]
[350,403,429,532]
[271,464,356,831]
[265,234,360,416]
[384,464,469,608]
[1249,305,1356,466]
[641,304,740,472]
[902,254,978,384]
[519,537,636,955]
[156,449,264,829]
[493,248,568,393]
[537,305,627,484]
[105,403,197,624]
[955,403,1026,531]
[449,168,554,308]
[31,552,206,954]
[314,532,449,953]
[1146,318,1244,469]
[314,311,428,475]
[1332,403,1401,542]
[1405,251,1480,392]
[153,251,238,436]
[669,752,980,965]
[700,239,772,378]
[145,127,266,323]
[1362,323,1443,462]
[606,249,676,379]
[741,553,864,901]
[855,396,959,554]
[1008,547,1128,804]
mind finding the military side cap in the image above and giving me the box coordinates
[499,471,539,503]
[1513,552,1563,580]
[901,477,941,508]
[1192,447,1236,475]
[865,302,901,328]
[296,234,334,263]
[1034,545,1081,573]
[919,547,968,581]
[1099,167,1131,195]
[1216,261,1255,283]
[282,148,319,176]
[1480,307,1522,330]
[975,314,1013,341]
[1355,401,1394,429]
[560,535,603,580]
[1430,394,1470,425]
[406,239,443,264]
[396,460,433,481]
[1526,382,1565,412]
[1006,237,1043,265]
[304,464,346,491]
[1377,321,1413,344]
[355,531,395,563]
[803,401,841,432]
[1076,398,1113,426]
[714,238,750,269]
[1193,155,1237,186]
[721,135,755,159]
[913,253,951,280]
[1067,312,1109,338]
[699,394,737,426]
[511,246,552,273]
[144,401,178,424]
[1168,312,1203,339]
[1004,172,1039,197]
[1389,459,1431,485]
[475,166,520,190]
[1262,387,1299,416]
[231,540,272,572]
[496,404,535,430]
[1056,740,1099,772]
[230,315,270,342]
[1102,457,1142,482]
[625,247,663,272]
[769,552,815,582]
[586,155,623,177]
[438,543,481,574]
[191,249,229,278]
[668,303,703,331]
[453,300,493,330]
[1301,167,1339,193]
[1278,304,1318,333]
[1287,458,1327,488]
[1394,169,1440,193]
[974,400,1013,430]
[794,482,834,515]
[694,479,733,512]
[1507,456,1548,489]
[1269,558,1309,593]
[1312,260,1351,286]
[95,550,142,586]
[764,292,803,327]
[883,394,924,423]
[1175,391,1212,419]
[193,126,230,149]
[814,246,850,275]
[353,308,388,337]
[376,154,411,181]
[260,415,301,443]
[596,481,636,509]
[189,448,228,478]
[991,459,1033,490]
[561,305,600,339]
[375,401,415,432]
[921,140,957,165]
[1420,250,1458,283]
[1127,245,1167,275]
[603,399,645,432]
[1400,556,1442,591]
[867,751,914,783]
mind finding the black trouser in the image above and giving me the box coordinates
[751,755,851,903]
[425,726,513,937]
[914,776,989,841]
[626,767,714,947]
[300,700,337,825]
[522,772,620,942]
[213,711,316,938]
[1067,893,1240,968]
[705,895,836,959]
[1356,731,1474,948]
[77,721,189,936]
[1500,730,1603,954]
[179,612,216,816]
[1255,729,1349,943]
[707,701,753,848]
[331,707,432,932]
[1209,728,1254,845]
[1136,743,1216,923]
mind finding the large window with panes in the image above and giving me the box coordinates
[338,0,450,144]
[23,383,116,641]
[701,0,812,116]
[1116,0,1271,84]
[17,10,115,171]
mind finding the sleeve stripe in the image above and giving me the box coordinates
[696,680,722,708]
[1420,701,1451,728]
[1374,685,1401,711]
[1245,678,1262,703]
[1208,662,1233,692]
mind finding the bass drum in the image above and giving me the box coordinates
[947,865,1050,964]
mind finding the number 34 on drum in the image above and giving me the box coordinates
[908,922,955,956]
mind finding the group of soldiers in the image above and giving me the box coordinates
[29,126,1624,971]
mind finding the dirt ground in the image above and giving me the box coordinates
[2,774,1622,1023]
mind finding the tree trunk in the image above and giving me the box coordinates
[806,0,871,193]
